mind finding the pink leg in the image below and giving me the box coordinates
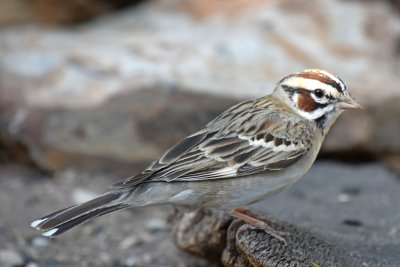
[230,207,287,245]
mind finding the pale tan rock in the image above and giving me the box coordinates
[0,0,399,171]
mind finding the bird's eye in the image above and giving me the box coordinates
[314,89,325,98]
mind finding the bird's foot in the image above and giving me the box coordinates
[230,207,287,245]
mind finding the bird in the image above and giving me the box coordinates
[30,69,361,242]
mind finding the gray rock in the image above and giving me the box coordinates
[254,161,400,266]
[1,158,399,265]
[223,219,365,267]
[171,208,364,266]
[0,0,399,173]
[170,160,400,266]
[0,86,237,173]
[171,208,232,261]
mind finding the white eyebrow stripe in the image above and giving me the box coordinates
[285,77,338,95]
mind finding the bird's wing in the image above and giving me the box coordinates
[112,99,314,188]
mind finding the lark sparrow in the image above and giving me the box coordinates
[31,69,361,240]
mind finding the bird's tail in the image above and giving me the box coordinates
[30,190,129,237]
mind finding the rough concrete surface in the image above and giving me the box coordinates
[0,160,399,266]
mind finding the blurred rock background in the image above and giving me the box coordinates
[0,0,399,266]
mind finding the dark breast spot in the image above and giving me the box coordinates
[297,89,316,112]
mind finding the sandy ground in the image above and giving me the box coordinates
[0,160,399,266]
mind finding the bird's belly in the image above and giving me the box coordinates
[130,148,318,211]
[194,166,307,210]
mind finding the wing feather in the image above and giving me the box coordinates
[113,96,314,188]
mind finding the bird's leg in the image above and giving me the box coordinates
[230,207,287,245]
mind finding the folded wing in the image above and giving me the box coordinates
[114,98,313,188]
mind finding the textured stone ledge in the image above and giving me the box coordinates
[171,208,370,267]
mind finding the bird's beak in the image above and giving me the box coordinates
[337,94,362,109]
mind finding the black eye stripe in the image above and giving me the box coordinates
[282,85,336,103]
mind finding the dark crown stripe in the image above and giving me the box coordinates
[294,72,343,93]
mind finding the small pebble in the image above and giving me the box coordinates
[142,253,152,264]
[337,193,351,203]
[124,256,138,267]
[99,252,111,263]
[0,249,24,267]
[119,236,143,250]
[31,236,50,248]
[146,219,168,233]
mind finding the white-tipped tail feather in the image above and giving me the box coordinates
[30,190,129,237]
[30,217,48,228]
[42,228,59,237]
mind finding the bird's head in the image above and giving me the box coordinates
[274,69,361,132]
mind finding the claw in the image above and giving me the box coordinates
[230,207,287,245]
